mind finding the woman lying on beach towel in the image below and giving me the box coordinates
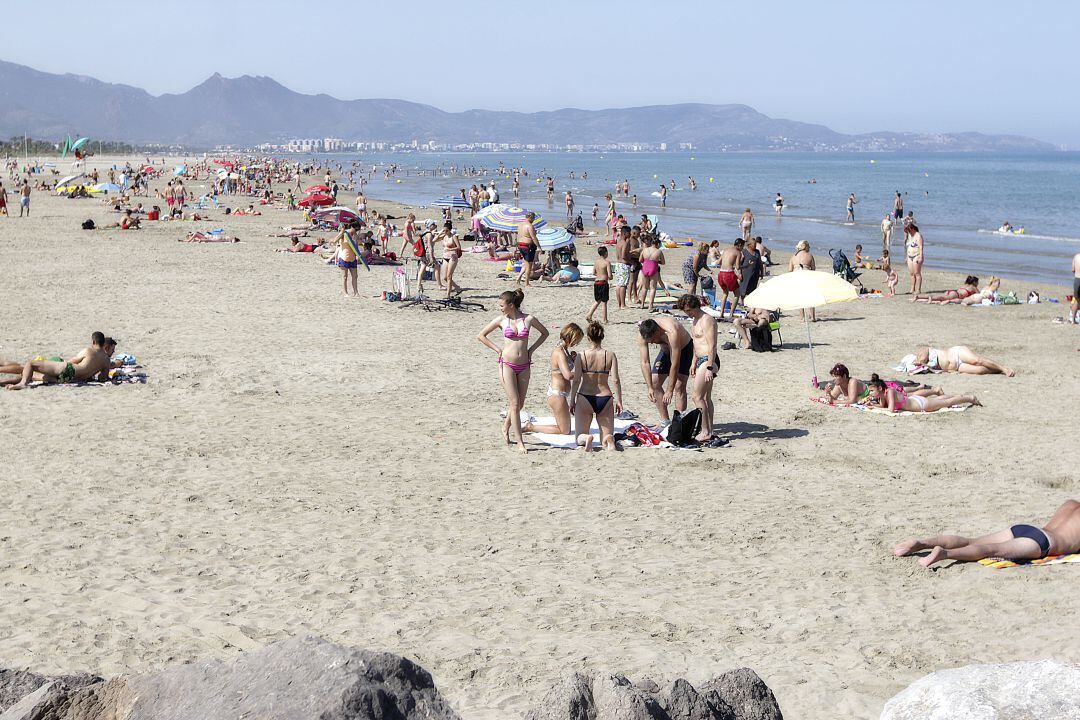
[821,363,943,405]
[895,499,1080,568]
[913,345,1015,376]
[181,232,239,243]
[911,276,979,304]
[959,277,1001,305]
[867,375,979,413]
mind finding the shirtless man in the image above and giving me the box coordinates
[1070,251,1080,323]
[516,212,539,287]
[637,316,693,422]
[676,295,719,442]
[895,499,1080,568]
[2,331,112,390]
[846,193,857,222]
[913,345,1015,376]
[715,238,743,319]
[613,225,632,309]
[586,246,612,324]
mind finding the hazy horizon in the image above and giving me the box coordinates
[6,0,1078,146]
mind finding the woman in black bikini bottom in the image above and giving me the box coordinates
[570,322,623,452]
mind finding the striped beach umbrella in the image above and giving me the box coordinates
[537,226,574,250]
[432,195,472,209]
[475,204,547,232]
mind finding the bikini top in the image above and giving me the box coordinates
[503,317,530,340]
[581,350,611,375]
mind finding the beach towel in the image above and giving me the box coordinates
[978,554,1080,569]
[808,396,969,416]
[527,416,672,449]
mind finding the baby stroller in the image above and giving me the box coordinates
[829,249,863,287]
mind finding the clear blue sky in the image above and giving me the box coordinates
[7,0,1079,146]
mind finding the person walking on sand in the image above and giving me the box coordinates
[476,289,550,454]
[905,223,925,295]
[570,321,623,452]
[846,193,857,222]
[516,212,539,287]
[637,316,693,423]
[335,226,360,297]
[895,499,1080,568]
[637,237,665,311]
[715,238,743,319]
[739,208,754,240]
[676,295,720,443]
[613,225,632,309]
[586,246,612,324]
[736,237,764,310]
[18,179,30,217]
[881,212,893,253]
[605,193,617,243]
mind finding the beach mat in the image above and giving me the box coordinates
[808,396,969,416]
[527,416,640,448]
[978,554,1080,569]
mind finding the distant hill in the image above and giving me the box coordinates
[0,59,1056,152]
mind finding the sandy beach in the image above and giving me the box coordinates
[1,156,1078,719]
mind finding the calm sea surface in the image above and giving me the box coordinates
[315,151,1080,286]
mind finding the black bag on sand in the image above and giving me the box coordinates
[667,409,701,447]
[749,323,773,352]
[81,219,95,230]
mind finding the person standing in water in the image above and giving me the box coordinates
[893,191,904,220]
[659,185,667,208]
[774,193,784,216]
[1070,251,1080,324]
[846,193,857,222]
[739,208,754,240]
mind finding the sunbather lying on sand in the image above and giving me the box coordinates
[914,345,1015,376]
[911,276,979,304]
[181,232,239,243]
[867,374,979,413]
[895,499,1080,568]
[1,332,113,390]
[821,363,942,404]
[959,277,1001,305]
[277,238,325,253]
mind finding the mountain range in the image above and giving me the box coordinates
[0,59,1055,152]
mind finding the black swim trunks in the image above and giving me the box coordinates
[594,281,609,303]
[519,244,537,263]
[652,339,694,377]
[1010,524,1051,557]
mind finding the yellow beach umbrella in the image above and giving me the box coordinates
[744,270,858,386]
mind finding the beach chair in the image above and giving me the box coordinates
[829,249,863,287]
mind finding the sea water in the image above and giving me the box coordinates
[316,151,1080,286]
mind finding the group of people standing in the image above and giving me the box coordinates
[476,289,723,453]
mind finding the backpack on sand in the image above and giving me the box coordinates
[749,323,773,352]
[667,409,702,447]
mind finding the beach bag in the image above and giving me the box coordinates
[749,323,773,352]
[667,409,701,447]
[81,219,95,230]
[624,422,664,447]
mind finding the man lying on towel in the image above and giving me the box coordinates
[895,500,1080,568]
[1,331,113,390]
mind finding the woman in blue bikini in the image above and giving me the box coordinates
[570,322,623,452]
[896,500,1080,568]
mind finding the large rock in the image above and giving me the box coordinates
[0,670,101,713]
[0,635,460,720]
[880,659,1080,720]
[526,669,779,720]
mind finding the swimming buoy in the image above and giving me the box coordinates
[709,177,714,182]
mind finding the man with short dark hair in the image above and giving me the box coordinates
[516,212,538,287]
[637,315,693,423]
[613,225,632,308]
[2,332,112,389]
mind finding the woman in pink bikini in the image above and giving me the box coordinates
[866,374,980,413]
[476,289,550,453]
